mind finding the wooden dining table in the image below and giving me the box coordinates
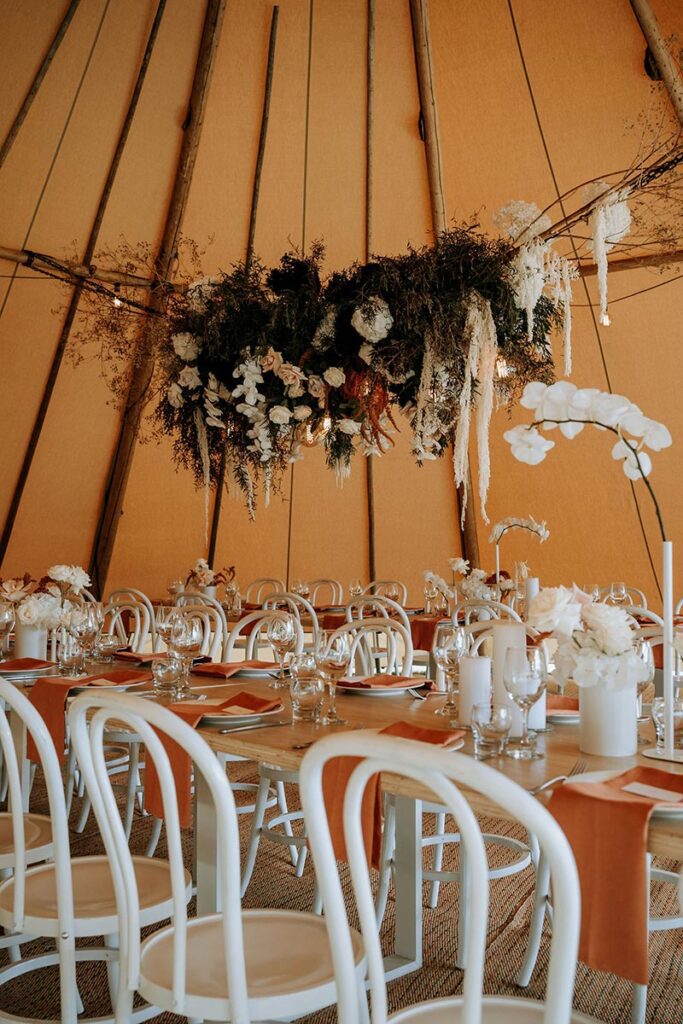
[7,666,683,981]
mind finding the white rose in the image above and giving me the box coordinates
[178,365,202,390]
[323,367,345,388]
[293,405,312,421]
[269,405,292,425]
[308,375,326,399]
[260,347,283,374]
[338,418,361,435]
[17,599,38,625]
[167,383,184,408]
[288,382,305,398]
[172,332,201,362]
[351,296,393,343]
[277,362,306,387]
[527,587,582,636]
[580,603,634,656]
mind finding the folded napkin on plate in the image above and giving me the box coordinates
[323,720,465,868]
[26,669,151,763]
[144,691,280,826]
[550,766,683,984]
[546,694,579,712]
[192,659,275,679]
[339,674,423,690]
[0,657,55,673]
[116,650,210,666]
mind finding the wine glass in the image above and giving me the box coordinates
[432,624,468,721]
[168,615,203,698]
[635,638,655,736]
[386,583,400,604]
[583,583,600,602]
[314,629,351,726]
[471,703,513,759]
[291,579,302,596]
[503,647,546,760]
[156,606,179,650]
[0,602,15,661]
[423,580,438,615]
[609,581,627,605]
[267,614,297,689]
[79,605,100,664]
[299,581,311,599]
[349,579,363,599]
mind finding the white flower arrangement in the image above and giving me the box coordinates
[171,332,201,362]
[447,557,470,576]
[48,564,91,595]
[460,568,492,601]
[16,592,65,630]
[489,515,549,545]
[350,296,393,343]
[186,558,235,589]
[0,575,39,603]
[423,570,453,599]
[528,586,648,691]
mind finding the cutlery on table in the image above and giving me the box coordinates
[528,758,588,796]
[218,719,292,735]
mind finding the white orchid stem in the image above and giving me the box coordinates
[528,418,667,542]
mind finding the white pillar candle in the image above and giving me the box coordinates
[492,621,526,736]
[459,656,491,725]
[525,577,539,607]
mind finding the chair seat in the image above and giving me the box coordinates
[0,854,190,938]
[0,812,52,867]
[139,908,365,1021]
[390,995,599,1023]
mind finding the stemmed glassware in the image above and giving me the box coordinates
[79,605,101,664]
[155,606,178,651]
[423,580,438,615]
[349,579,363,599]
[635,638,655,738]
[66,608,95,676]
[0,602,15,662]
[583,583,600,602]
[314,629,351,726]
[503,647,546,759]
[267,614,297,689]
[432,624,468,721]
[167,615,203,699]
[609,581,627,605]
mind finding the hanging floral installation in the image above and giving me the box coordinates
[59,131,681,520]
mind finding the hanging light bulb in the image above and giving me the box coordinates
[112,284,122,308]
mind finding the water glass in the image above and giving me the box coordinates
[96,634,122,663]
[289,653,324,721]
[168,615,203,697]
[0,602,15,661]
[155,606,177,649]
[267,614,297,689]
[314,629,351,725]
[59,632,86,677]
[609,581,627,605]
[471,703,513,759]
[503,647,546,759]
[152,657,181,701]
[635,638,655,731]
[651,696,683,748]
[433,624,468,721]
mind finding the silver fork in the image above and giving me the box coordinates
[528,758,588,796]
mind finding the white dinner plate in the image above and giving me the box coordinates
[233,666,284,679]
[67,677,150,694]
[199,702,285,727]
[546,710,580,724]
[338,680,426,697]
[0,663,61,680]
[567,770,683,818]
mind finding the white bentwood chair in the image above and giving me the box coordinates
[301,731,600,1024]
[244,577,285,604]
[106,589,157,651]
[102,601,151,653]
[364,579,409,604]
[0,681,187,1024]
[453,599,523,624]
[263,591,320,647]
[308,578,344,605]
[68,691,366,1023]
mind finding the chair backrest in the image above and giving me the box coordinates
[244,577,284,604]
[225,610,304,661]
[346,596,412,638]
[308,578,344,605]
[68,692,249,1020]
[623,605,664,628]
[0,681,73,936]
[263,592,320,643]
[103,600,151,651]
[300,732,580,1024]
[453,599,522,625]
[363,579,408,605]
[330,618,413,676]
[107,588,158,650]
[171,604,225,661]
[175,593,229,658]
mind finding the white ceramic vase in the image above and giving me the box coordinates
[202,585,218,601]
[14,621,48,660]
[579,683,637,757]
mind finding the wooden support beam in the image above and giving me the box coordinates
[0,0,81,170]
[578,248,683,276]
[0,243,183,292]
[629,0,683,123]
[208,4,280,568]
[365,0,377,582]
[89,0,228,596]
[409,0,480,566]
[0,0,167,568]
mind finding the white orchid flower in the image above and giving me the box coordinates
[503,425,555,465]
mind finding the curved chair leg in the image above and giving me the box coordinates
[295,843,308,877]
[64,743,78,816]
[145,815,163,858]
[516,851,551,987]
[375,794,396,925]
[456,840,469,970]
[104,933,119,1007]
[631,983,647,1024]
[312,881,323,915]
[241,775,272,897]
[123,741,140,839]
[58,933,78,1023]
[76,791,92,833]
[428,811,446,908]
[275,779,298,867]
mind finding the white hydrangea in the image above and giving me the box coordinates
[172,332,201,362]
[350,296,393,343]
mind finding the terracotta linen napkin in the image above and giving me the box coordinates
[339,674,423,690]
[549,766,683,984]
[0,657,55,673]
[192,659,275,678]
[115,650,211,666]
[144,691,280,826]
[323,720,465,869]
[26,669,151,762]
[546,694,579,712]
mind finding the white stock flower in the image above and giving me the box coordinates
[323,367,345,388]
[178,365,202,390]
[350,296,393,343]
[527,587,582,636]
[269,405,292,425]
[448,557,470,575]
[48,564,90,594]
[338,418,361,435]
[611,440,652,480]
[580,603,634,656]
[167,383,184,408]
[172,332,201,362]
[504,425,554,465]
[293,405,313,421]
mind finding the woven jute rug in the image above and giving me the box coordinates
[1,762,681,1023]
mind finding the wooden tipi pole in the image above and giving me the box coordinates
[208,3,280,567]
[89,0,228,595]
[629,0,683,124]
[0,0,168,568]
[409,0,480,565]
[365,0,377,583]
[0,0,82,170]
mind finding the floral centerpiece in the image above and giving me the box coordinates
[489,514,549,585]
[0,564,90,659]
[186,558,235,593]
